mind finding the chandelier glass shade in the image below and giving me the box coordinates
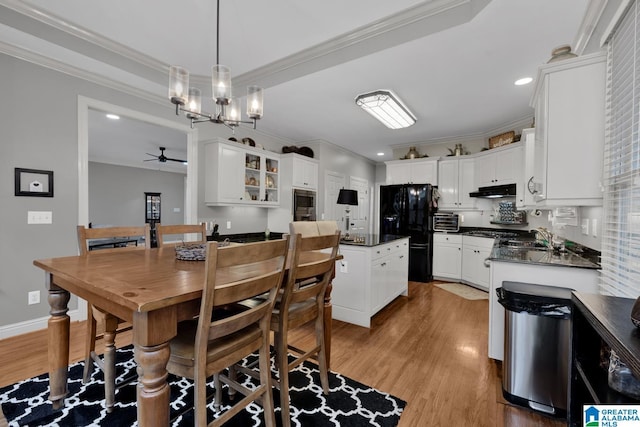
[355,90,416,129]
[168,0,263,129]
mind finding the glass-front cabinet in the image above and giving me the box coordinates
[244,152,279,205]
[205,139,279,207]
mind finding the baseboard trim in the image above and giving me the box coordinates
[0,309,82,340]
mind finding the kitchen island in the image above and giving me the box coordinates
[488,243,600,361]
[332,235,409,328]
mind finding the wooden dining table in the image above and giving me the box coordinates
[33,244,339,426]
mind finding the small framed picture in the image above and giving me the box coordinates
[15,168,54,197]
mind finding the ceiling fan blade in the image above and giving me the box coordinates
[145,153,159,158]
[143,158,158,162]
[165,157,187,163]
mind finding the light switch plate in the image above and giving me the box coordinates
[28,211,52,224]
[226,221,231,229]
[592,219,598,237]
[581,219,589,235]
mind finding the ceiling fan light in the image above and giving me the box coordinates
[247,86,264,119]
[212,65,231,105]
[169,66,189,105]
[186,87,202,118]
[355,90,416,129]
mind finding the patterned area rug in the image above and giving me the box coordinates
[1,345,405,426]
[434,282,489,300]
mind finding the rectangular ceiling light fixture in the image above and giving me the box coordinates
[355,90,416,129]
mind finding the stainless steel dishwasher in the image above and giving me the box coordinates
[497,281,572,418]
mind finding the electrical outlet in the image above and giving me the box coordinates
[28,290,40,305]
[592,219,598,237]
[340,261,348,273]
[581,219,590,235]
[226,221,231,229]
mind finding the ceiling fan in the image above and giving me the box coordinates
[144,147,186,164]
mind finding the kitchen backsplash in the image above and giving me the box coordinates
[457,205,602,251]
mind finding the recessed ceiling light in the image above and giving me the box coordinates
[377,152,385,156]
[106,114,120,120]
[514,77,533,86]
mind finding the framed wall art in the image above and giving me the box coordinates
[14,168,54,197]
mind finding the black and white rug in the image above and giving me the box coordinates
[1,346,405,426]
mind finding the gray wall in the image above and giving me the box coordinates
[89,162,186,227]
[0,53,187,329]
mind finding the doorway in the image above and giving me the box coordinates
[77,96,197,319]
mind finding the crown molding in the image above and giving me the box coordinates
[0,0,490,92]
[232,0,490,89]
[0,40,166,106]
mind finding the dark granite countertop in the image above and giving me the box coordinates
[339,234,408,247]
[489,245,600,269]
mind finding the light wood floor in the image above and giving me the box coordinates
[0,281,565,426]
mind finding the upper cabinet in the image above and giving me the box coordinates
[204,139,280,207]
[474,144,523,188]
[438,157,475,209]
[288,154,318,190]
[530,52,606,206]
[385,158,439,185]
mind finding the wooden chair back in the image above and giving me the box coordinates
[283,229,341,316]
[198,236,289,347]
[156,223,207,247]
[289,220,339,237]
[77,224,151,255]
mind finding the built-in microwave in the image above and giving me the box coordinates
[293,189,317,221]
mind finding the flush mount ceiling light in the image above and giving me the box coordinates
[168,0,263,130]
[355,90,416,129]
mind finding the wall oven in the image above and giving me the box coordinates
[293,189,317,221]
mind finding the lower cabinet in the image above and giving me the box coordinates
[332,238,409,328]
[433,233,462,280]
[461,236,494,291]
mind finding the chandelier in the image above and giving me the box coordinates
[168,0,263,130]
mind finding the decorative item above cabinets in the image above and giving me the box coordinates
[204,138,280,207]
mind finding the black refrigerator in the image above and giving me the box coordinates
[379,184,436,282]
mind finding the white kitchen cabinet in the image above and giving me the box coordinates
[204,139,280,206]
[474,143,523,188]
[433,233,462,280]
[290,154,318,190]
[332,238,409,328]
[438,157,476,209]
[461,236,494,291]
[530,52,606,206]
[488,260,599,361]
[385,158,439,185]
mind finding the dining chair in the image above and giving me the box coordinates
[76,224,151,413]
[156,222,207,247]
[166,237,289,427]
[289,220,339,238]
[271,227,341,427]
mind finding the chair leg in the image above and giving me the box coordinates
[275,328,291,427]
[228,365,237,401]
[213,373,222,411]
[102,315,119,413]
[315,313,329,395]
[195,371,208,427]
[83,306,98,383]
[259,332,276,427]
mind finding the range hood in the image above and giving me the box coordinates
[469,183,516,198]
